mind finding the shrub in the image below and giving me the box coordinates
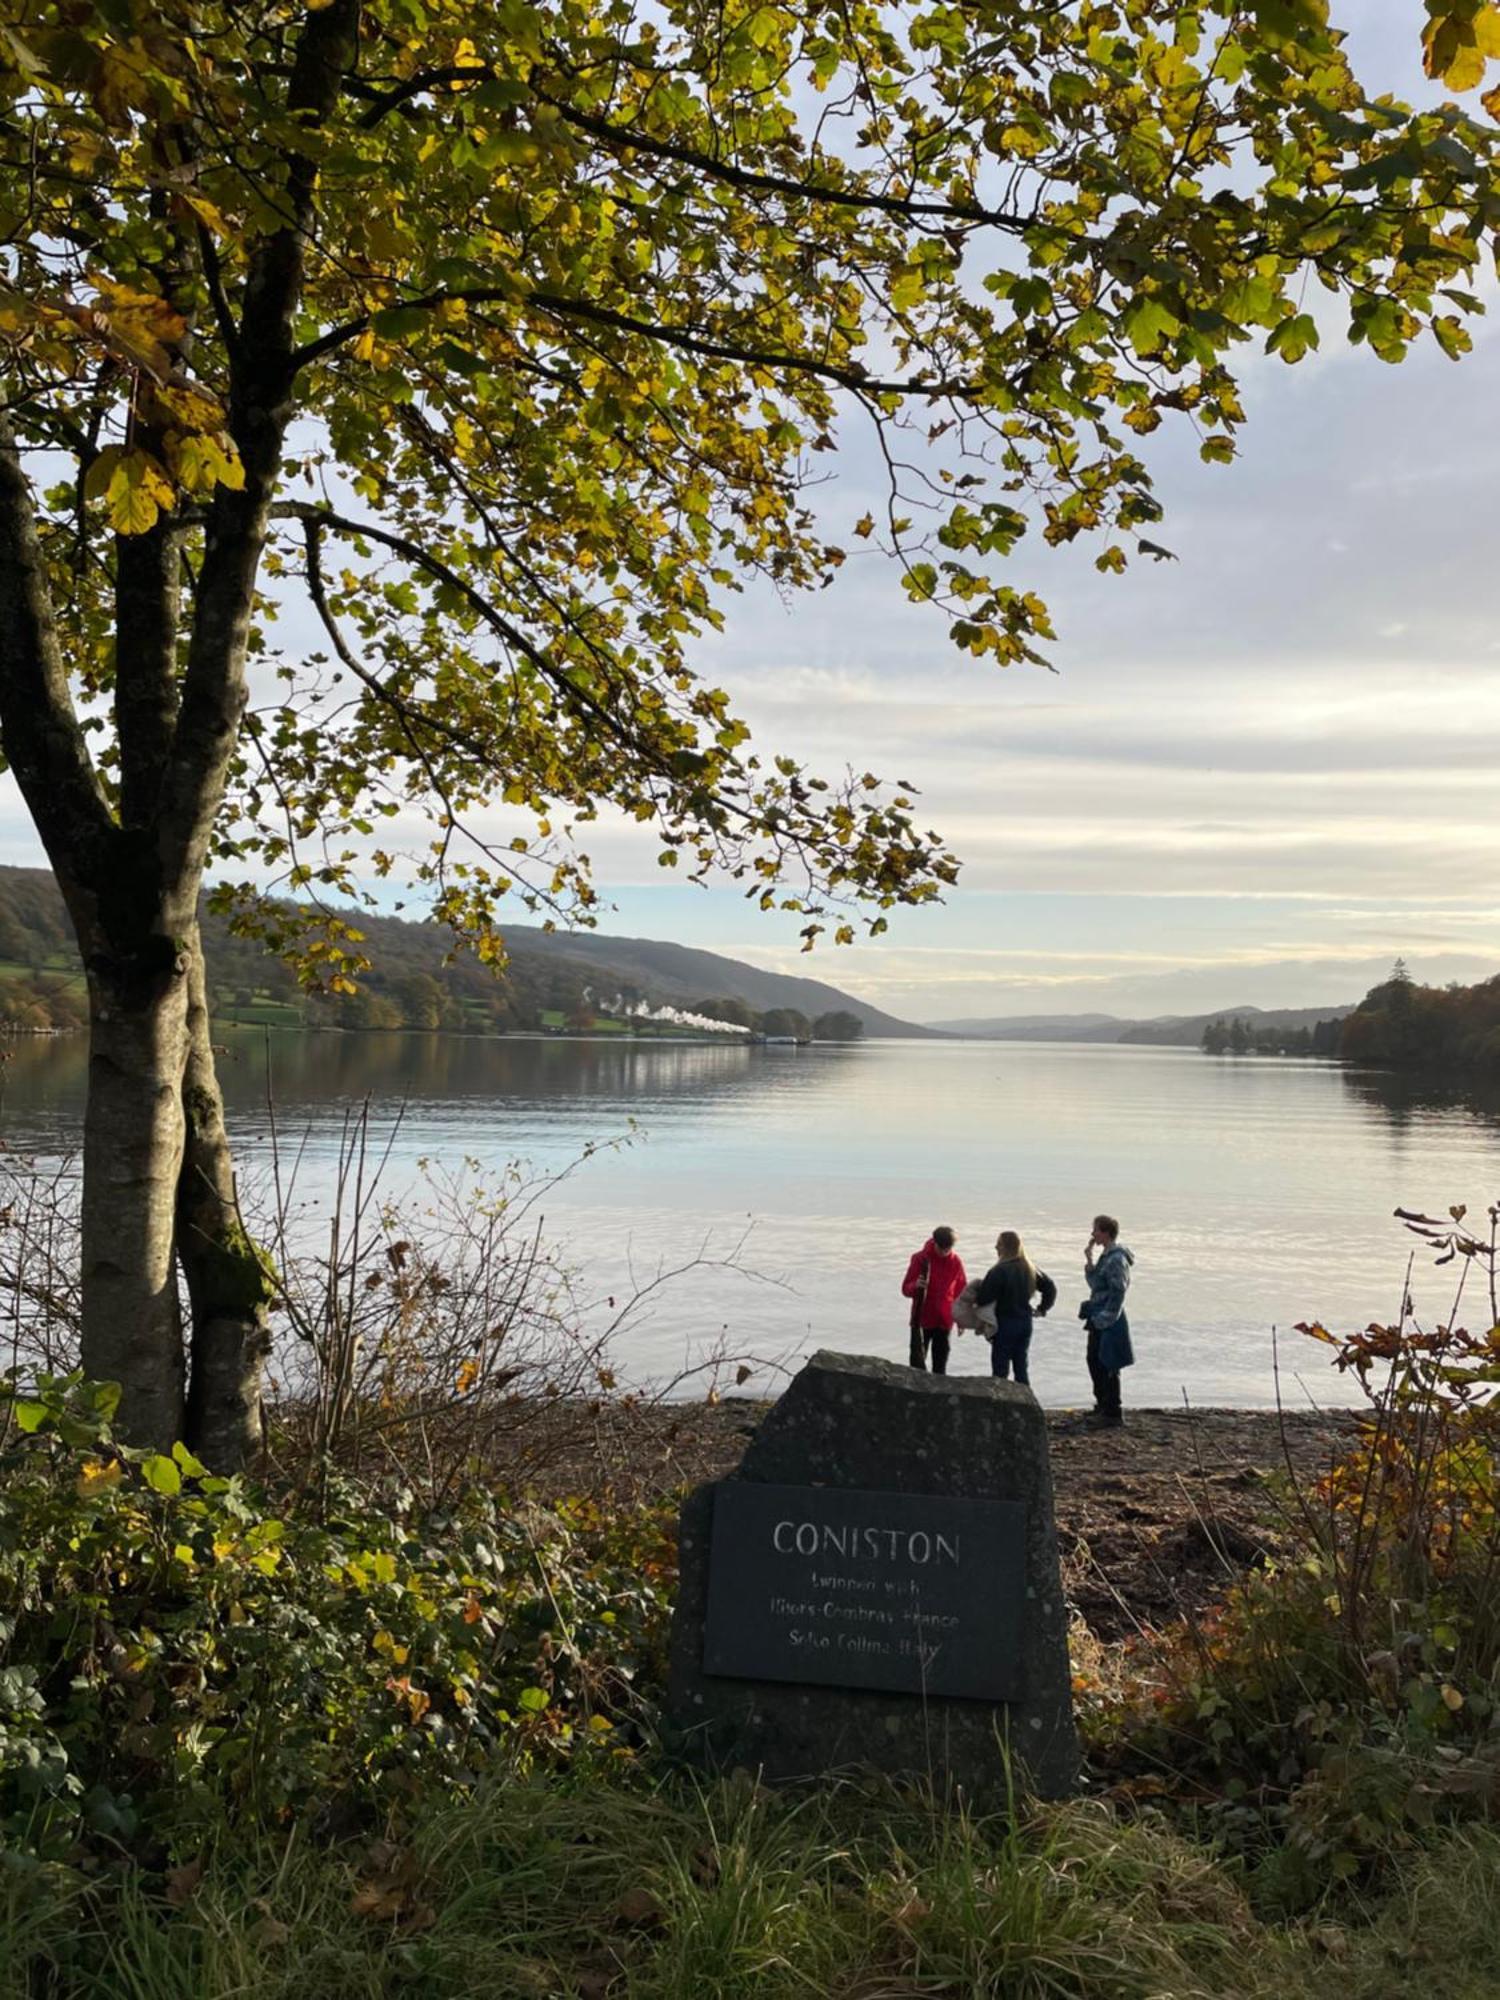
[0,1375,674,1863]
[1101,1201,1500,1898]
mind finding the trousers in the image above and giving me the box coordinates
[990,1316,1032,1385]
[1086,1324,1122,1419]
[909,1325,950,1374]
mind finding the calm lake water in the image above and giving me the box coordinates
[3,1032,1497,1407]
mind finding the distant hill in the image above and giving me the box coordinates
[930,1002,1355,1046]
[492,924,935,1037]
[934,1011,1125,1042]
[1119,1003,1356,1046]
[0,865,933,1039]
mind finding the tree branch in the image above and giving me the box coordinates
[115,515,182,830]
[348,59,1036,243]
[275,500,648,765]
[157,0,363,906]
[531,86,1033,235]
[293,285,975,397]
[0,415,117,898]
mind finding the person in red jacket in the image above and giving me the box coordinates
[902,1225,967,1375]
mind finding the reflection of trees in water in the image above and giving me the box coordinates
[208,1029,863,1117]
[0,1033,88,1148]
[1341,1064,1500,1139]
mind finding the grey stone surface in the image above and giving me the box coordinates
[666,1350,1078,1799]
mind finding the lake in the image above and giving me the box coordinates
[3,1032,1497,1407]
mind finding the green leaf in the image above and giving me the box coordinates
[172,1440,209,1479]
[1265,313,1320,363]
[371,306,431,340]
[1122,296,1181,357]
[12,1400,48,1434]
[517,1686,549,1713]
[141,1453,182,1496]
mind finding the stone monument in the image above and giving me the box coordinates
[667,1350,1077,1799]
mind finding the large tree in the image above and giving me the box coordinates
[1,0,1497,1462]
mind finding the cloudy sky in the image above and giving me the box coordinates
[3,4,1496,1026]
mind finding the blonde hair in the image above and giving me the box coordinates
[995,1230,1037,1295]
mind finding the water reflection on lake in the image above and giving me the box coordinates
[3,1031,1496,1406]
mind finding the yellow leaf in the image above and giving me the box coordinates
[172,431,245,495]
[82,445,124,504]
[1441,1683,1465,1711]
[104,450,175,534]
[853,512,875,539]
[77,1457,123,1494]
[180,193,232,237]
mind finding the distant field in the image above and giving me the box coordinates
[0,956,76,983]
[214,997,305,1027]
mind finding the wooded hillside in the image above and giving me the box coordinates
[0,867,908,1039]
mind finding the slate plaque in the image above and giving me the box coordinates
[702,1480,1026,1701]
[668,1354,1079,1798]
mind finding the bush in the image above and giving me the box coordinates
[1100,1201,1500,1897]
[0,1375,674,1863]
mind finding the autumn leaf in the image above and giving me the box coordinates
[165,1857,204,1907]
[608,1886,667,1930]
[76,1456,123,1494]
[88,450,175,534]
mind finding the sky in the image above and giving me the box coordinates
[3,4,1497,1027]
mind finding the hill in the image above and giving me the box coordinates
[930,1002,1354,1046]
[0,866,931,1040]
[1118,1003,1355,1046]
[489,924,934,1037]
[933,1011,1124,1040]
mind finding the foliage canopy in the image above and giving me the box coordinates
[3,0,1499,962]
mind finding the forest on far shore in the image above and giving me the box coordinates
[1199,961,1500,1076]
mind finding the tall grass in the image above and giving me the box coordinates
[10,1774,1500,1999]
[16,1771,1490,2000]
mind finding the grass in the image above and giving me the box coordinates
[5,1773,1500,1999]
[213,996,305,1026]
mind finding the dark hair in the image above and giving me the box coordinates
[1093,1214,1119,1242]
[932,1225,956,1251]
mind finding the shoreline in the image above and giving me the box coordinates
[532,1399,1358,1643]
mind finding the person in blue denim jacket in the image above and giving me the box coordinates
[1079,1214,1134,1429]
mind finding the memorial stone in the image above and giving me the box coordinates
[667,1351,1078,1799]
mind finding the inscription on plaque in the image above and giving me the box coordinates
[702,1482,1026,1701]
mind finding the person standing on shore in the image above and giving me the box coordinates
[1080,1215,1134,1428]
[974,1230,1057,1385]
[902,1226,967,1375]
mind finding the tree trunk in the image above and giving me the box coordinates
[177,933,272,1469]
[79,934,192,1448]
